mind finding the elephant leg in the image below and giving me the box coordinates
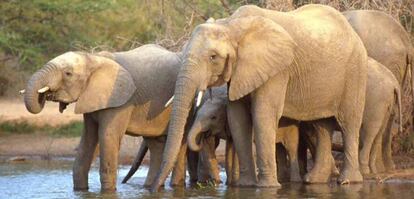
[197,150,210,183]
[73,114,98,191]
[202,136,221,184]
[170,142,187,187]
[232,144,240,184]
[225,139,234,185]
[359,122,382,175]
[251,75,288,187]
[285,130,302,182]
[187,149,199,184]
[227,99,256,186]
[382,112,396,171]
[304,119,335,183]
[337,115,364,183]
[297,133,308,178]
[144,137,165,187]
[276,144,290,183]
[98,108,132,191]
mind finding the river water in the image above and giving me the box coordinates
[1,159,414,198]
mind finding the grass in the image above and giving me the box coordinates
[0,121,83,137]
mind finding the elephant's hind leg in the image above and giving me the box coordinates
[303,119,335,184]
[145,137,165,187]
[73,114,98,191]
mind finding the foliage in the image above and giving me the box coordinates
[0,121,83,137]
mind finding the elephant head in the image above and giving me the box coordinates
[23,51,136,114]
[187,92,227,151]
[152,15,297,191]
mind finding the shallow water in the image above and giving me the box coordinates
[1,159,414,199]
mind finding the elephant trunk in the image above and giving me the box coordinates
[187,122,205,152]
[24,63,59,114]
[151,67,200,192]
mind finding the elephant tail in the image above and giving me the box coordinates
[395,86,403,133]
[122,140,149,184]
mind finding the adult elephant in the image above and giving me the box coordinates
[343,10,414,172]
[152,4,368,191]
[22,44,189,191]
[344,10,413,87]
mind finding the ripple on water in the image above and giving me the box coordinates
[1,160,414,199]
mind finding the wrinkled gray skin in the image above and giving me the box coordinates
[343,10,413,173]
[188,86,302,183]
[302,58,402,180]
[23,44,189,192]
[152,4,367,191]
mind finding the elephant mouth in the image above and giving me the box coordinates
[42,92,70,113]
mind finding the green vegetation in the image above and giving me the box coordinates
[0,121,83,137]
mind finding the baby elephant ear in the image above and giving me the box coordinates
[75,56,136,114]
[227,16,296,101]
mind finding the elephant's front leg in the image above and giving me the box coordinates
[98,108,132,191]
[73,114,98,191]
[251,75,289,187]
[227,99,256,186]
[170,141,187,186]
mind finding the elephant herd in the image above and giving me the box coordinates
[21,4,413,192]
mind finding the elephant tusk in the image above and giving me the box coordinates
[37,86,50,93]
[19,89,25,94]
[196,91,203,107]
[165,95,174,107]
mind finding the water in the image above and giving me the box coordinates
[1,159,414,198]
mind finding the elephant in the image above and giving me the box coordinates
[301,57,402,179]
[151,4,368,191]
[187,85,302,183]
[343,10,413,87]
[22,44,191,191]
[343,10,414,173]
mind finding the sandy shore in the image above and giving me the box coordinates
[0,99,226,165]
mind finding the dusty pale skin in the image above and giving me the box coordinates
[23,44,192,191]
[152,4,368,191]
[343,10,414,173]
[301,57,402,182]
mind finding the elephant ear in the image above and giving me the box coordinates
[227,16,296,101]
[75,58,136,114]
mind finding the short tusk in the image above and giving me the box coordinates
[165,95,174,107]
[19,89,25,94]
[37,86,50,93]
[196,91,203,107]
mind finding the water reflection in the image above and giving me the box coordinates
[0,159,413,198]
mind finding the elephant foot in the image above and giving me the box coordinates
[337,169,363,185]
[233,175,257,187]
[331,165,340,176]
[100,185,116,193]
[256,178,281,188]
[304,170,331,184]
[170,179,185,187]
[384,161,396,172]
[290,174,302,183]
[360,165,371,176]
[73,186,89,191]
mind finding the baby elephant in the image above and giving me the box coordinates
[187,86,302,184]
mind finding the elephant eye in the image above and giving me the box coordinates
[209,54,217,62]
[64,71,72,77]
[211,116,217,120]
